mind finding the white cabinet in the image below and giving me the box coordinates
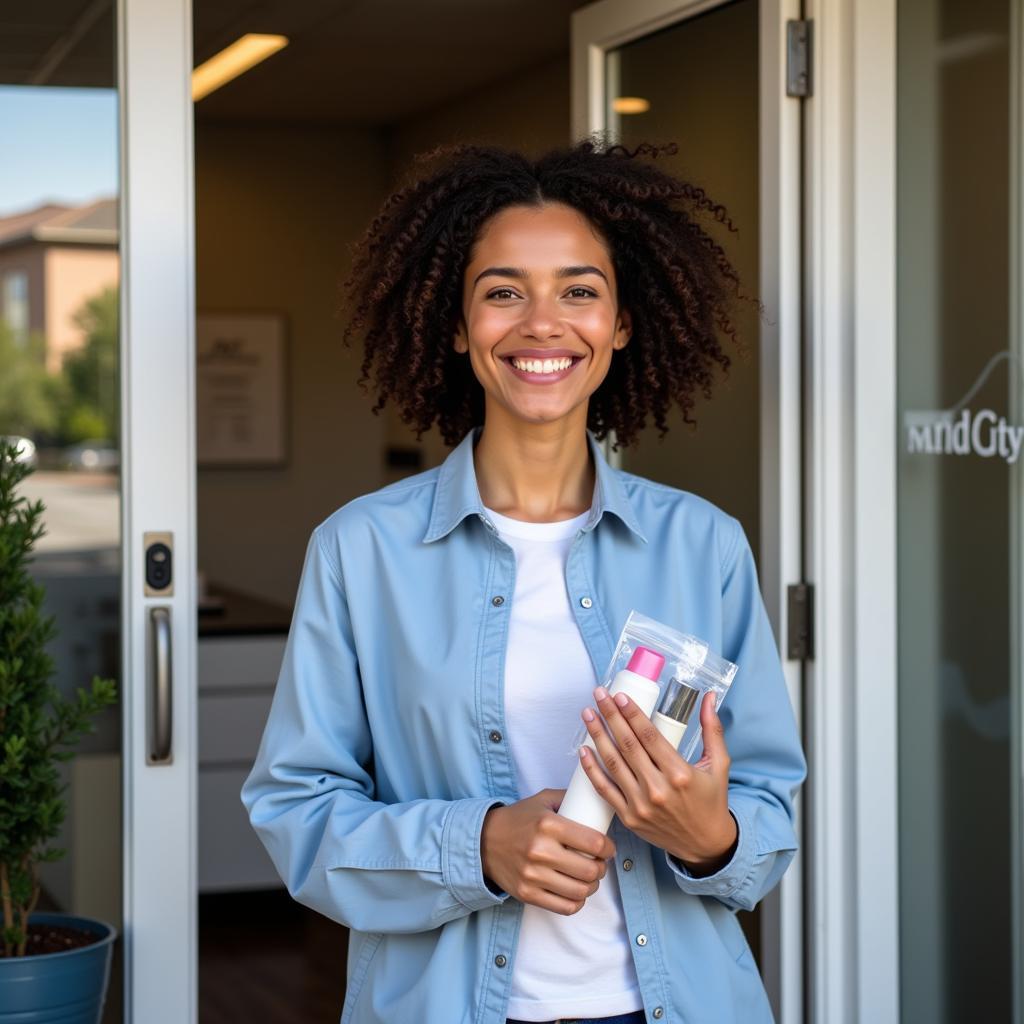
[197,633,287,892]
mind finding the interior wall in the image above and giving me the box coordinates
[195,121,391,605]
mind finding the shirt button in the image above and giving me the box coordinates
[488,730,502,743]
[653,1008,664,1019]
[494,954,507,967]
[635,933,648,947]
[622,858,633,871]
[491,595,505,606]
[580,596,593,608]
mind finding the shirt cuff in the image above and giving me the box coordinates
[441,797,510,912]
[664,804,755,902]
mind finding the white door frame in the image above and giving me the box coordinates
[118,0,198,1020]
[803,0,899,1021]
[572,1,804,1021]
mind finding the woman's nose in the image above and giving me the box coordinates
[518,297,563,340]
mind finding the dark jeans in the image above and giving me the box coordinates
[505,1011,648,1024]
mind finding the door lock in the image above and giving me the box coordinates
[143,531,174,596]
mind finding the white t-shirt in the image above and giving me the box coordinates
[483,504,643,1023]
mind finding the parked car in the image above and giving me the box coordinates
[62,439,119,472]
[0,435,38,468]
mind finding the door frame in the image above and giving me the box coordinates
[571,1,804,1020]
[118,0,198,1019]
[108,0,902,1019]
[803,0,899,1021]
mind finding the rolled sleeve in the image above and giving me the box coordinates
[442,797,510,912]
[665,518,805,911]
[663,802,761,909]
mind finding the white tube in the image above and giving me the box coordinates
[558,647,664,834]
[652,711,687,750]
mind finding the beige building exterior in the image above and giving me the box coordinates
[0,199,118,372]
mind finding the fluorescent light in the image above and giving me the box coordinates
[612,97,651,115]
[192,34,288,101]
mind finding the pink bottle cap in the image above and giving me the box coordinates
[626,646,665,681]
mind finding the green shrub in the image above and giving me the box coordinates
[0,438,117,956]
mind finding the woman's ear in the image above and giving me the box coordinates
[613,307,632,350]
[453,317,468,355]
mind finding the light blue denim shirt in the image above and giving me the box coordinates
[241,425,806,1024]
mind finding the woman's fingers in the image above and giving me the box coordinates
[579,713,637,802]
[580,690,657,797]
[518,832,608,915]
[513,870,591,916]
[544,808,617,862]
[536,862,602,899]
[612,691,694,777]
[591,687,662,781]
[578,741,629,815]
[696,691,731,776]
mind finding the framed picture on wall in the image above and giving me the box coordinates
[196,312,288,467]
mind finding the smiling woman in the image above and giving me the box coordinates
[242,135,804,1024]
[338,137,753,451]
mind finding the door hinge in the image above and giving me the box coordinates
[786,19,813,98]
[787,582,815,660]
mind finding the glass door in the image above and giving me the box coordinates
[571,1,804,1021]
[896,0,1021,1019]
[1,1,197,1021]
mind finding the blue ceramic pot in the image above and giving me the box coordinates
[0,912,117,1023]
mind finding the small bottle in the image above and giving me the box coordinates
[652,677,701,750]
[558,646,665,834]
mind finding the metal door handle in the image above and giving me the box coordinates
[149,606,173,764]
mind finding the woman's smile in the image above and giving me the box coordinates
[500,351,585,384]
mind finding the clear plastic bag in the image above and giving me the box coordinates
[568,609,738,764]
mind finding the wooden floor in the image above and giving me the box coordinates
[199,889,350,1024]
[82,888,757,1022]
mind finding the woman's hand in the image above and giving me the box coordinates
[480,789,617,915]
[577,688,738,876]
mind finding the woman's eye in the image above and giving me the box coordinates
[484,286,596,300]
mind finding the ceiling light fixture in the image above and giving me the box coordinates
[192,34,288,101]
[612,97,651,115]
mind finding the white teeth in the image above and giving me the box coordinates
[510,357,574,374]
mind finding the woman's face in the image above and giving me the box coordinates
[453,201,631,429]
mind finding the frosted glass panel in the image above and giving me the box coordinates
[897,0,1014,1019]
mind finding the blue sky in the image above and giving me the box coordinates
[0,86,119,218]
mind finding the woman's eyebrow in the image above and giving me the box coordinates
[472,265,609,288]
[557,265,608,283]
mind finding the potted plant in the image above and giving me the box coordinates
[0,437,119,1022]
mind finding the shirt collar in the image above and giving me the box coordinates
[422,425,648,545]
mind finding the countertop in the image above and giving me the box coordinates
[198,583,292,637]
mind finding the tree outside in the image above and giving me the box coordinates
[0,324,56,440]
[0,284,119,453]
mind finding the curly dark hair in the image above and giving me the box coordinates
[338,135,754,450]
